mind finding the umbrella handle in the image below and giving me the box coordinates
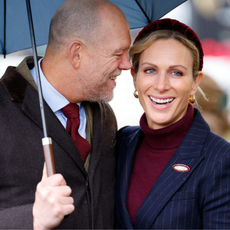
[42,138,56,176]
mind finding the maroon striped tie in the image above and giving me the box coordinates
[62,104,91,163]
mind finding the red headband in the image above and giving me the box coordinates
[134,18,203,71]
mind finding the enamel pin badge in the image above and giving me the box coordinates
[173,164,190,173]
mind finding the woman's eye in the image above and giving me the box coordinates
[144,69,156,74]
[172,71,183,76]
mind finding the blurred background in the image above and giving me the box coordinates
[1,0,230,140]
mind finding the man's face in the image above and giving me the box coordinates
[78,18,132,102]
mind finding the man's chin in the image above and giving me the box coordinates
[97,92,114,103]
[99,93,114,103]
[87,93,113,103]
[87,86,115,103]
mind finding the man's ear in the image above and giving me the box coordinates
[131,67,137,90]
[68,41,82,69]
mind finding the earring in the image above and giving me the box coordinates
[189,95,196,104]
[133,90,138,98]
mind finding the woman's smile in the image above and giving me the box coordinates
[149,96,174,105]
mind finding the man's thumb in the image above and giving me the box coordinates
[42,162,48,181]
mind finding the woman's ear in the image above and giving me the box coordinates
[131,67,137,90]
[68,41,81,69]
[191,71,203,95]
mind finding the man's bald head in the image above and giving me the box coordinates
[42,0,131,103]
[47,0,128,52]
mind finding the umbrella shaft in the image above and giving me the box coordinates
[3,0,6,58]
[25,0,48,138]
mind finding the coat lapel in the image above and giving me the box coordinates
[135,109,210,229]
[1,63,86,176]
[116,128,144,229]
[88,101,117,178]
[86,102,102,177]
[23,84,86,175]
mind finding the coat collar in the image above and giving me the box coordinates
[0,57,88,176]
[1,56,39,102]
[116,109,210,229]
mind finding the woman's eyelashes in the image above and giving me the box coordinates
[143,68,183,77]
[144,68,157,74]
[171,70,183,76]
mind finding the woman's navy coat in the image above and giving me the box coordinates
[116,108,230,229]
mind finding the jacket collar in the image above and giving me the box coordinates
[1,56,39,102]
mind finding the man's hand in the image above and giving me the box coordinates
[33,163,75,230]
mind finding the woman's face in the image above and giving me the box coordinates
[132,39,202,130]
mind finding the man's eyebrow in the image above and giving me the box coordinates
[114,47,129,53]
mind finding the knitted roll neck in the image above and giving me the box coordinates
[127,104,194,225]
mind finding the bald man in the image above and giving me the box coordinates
[0,0,131,229]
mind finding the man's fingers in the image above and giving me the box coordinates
[34,164,74,230]
[61,204,75,216]
[41,191,74,209]
[33,200,74,230]
[38,185,73,201]
[52,186,73,197]
[40,173,67,187]
[59,195,74,206]
[50,202,75,217]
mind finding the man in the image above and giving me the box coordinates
[0,0,131,229]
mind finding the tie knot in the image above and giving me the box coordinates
[62,103,79,118]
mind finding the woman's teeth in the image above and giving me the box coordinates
[150,96,174,105]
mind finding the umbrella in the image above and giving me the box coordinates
[0,0,187,56]
[0,0,187,176]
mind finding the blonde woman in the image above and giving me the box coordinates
[116,18,230,229]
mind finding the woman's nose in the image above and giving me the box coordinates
[153,72,169,93]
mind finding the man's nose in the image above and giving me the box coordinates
[119,53,132,70]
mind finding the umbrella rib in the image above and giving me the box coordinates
[135,0,151,24]
[3,0,6,58]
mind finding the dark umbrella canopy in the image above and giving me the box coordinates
[0,0,187,56]
[110,0,187,29]
[0,0,64,56]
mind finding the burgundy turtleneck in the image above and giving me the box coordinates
[127,104,194,225]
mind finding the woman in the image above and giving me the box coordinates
[116,18,230,229]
